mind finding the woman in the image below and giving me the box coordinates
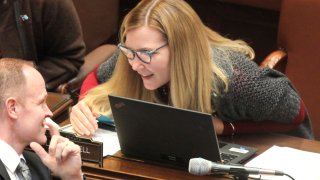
[70,0,313,139]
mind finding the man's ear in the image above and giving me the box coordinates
[6,97,19,119]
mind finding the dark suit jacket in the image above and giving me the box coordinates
[0,150,51,180]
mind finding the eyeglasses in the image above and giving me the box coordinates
[118,43,168,64]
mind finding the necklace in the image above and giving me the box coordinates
[157,85,169,104]
[160,85,168,96]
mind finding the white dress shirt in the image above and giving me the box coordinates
[0,139,26,180]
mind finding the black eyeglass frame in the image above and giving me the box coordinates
[118,43,168,64]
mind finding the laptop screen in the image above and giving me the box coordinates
[108,95,256,168]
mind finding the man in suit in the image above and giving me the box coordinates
[0,58,83,180]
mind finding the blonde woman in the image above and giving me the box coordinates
[70,0,313,139]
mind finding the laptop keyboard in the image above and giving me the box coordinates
[220,153,238,163]
[218,142,239,163]
[218,142,227,148]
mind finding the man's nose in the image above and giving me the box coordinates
[44,103,53,117]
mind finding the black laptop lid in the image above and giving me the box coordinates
[109,95,222,168]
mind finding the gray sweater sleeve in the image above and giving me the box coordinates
[97,48,300,123]
[212,49,300,123]
[96,50,120,83]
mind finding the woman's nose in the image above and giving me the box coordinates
[130,57,145,71]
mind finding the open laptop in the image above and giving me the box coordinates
[108,95,257,169]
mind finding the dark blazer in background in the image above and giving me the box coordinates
[0,0,85,90]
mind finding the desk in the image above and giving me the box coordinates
[79,133,320,180]
[47,95,320,179]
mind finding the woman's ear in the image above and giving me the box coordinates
[6,97,19,119]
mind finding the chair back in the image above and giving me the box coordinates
[278,0,320,139]
[72,0,119,54]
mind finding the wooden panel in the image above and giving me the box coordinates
[278,0,320,140]
[73,0,120,53]
[222,0,282,11]
[47,92,73,123]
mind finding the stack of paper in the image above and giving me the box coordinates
[245,145,320,180]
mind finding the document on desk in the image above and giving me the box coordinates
[245,145,320,180]
[61,125,120,157]
[92,128,121,157]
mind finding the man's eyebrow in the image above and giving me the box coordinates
[38,93,47,103]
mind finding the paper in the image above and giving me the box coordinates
[245,145,320,180]
[92,128,120,156]
[60,125,120,157]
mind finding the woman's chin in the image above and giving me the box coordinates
[143,83,159,90]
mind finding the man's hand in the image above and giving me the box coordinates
[30,121,83,180]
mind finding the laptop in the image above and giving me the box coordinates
[108,95,257,168]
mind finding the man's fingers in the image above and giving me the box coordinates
[55,140,69,162]
[61,141,80,162]
[49,135,66,156]
[45,118,60,136]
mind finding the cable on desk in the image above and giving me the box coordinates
[242,172,295,180]
[283,173,295,180]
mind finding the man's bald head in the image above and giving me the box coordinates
[0,58,35,113]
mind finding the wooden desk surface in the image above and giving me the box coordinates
[49,94,320,179]
[79,133,320,180]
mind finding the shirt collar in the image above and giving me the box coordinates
[0,139,22,174]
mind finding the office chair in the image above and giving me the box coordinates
[260,0,320,139]
[56,0,119,100]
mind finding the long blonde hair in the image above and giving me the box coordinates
[84,0,254,115]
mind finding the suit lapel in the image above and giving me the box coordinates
[0,160,10,180]
[23,150,51,180]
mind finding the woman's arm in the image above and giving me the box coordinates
[213,50,312,138]
[221,98,306,135]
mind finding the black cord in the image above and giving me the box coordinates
[283,173,295,180]
[245,173,295,180]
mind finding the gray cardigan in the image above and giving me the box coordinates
[96,48,313,139]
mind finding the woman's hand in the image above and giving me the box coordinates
[212,116,224,135]
[70,100,98,136]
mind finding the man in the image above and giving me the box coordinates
[0,58,83,180]
[0,0,85,91]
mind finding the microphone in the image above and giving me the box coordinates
[189,158,284,176]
